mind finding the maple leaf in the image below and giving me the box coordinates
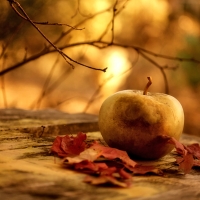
[186,143,200,159]
[64,141,162,176]
[164,135,200,174]
[51,132,86,157]
[176,153,194,174]
[64,148,101,163]
[91,142,137,170]
[164,135,187,156]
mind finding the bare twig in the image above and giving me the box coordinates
[1,40,199,77]
[71,0,92,18]
[7,0,106,73]
[33,55,60,109]
[7,0,84,30]
[110,0,118,44]
[0,56,8,108]
[83,51,139,112]
[139,50,169,94]
[98,0,127,43]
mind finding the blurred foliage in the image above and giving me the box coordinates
[179,35,200,88]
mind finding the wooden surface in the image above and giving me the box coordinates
[0,109,200,200]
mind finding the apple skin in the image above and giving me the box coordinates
[98,90,184,160]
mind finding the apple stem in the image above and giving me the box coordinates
[143,76,152,95]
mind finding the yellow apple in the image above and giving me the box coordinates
[98,77,184,160]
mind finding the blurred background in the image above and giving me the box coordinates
[0,0,200,135]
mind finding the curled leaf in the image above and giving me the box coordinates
[51,132,86,157]
[176,153,194,174]
[186,143,200,159]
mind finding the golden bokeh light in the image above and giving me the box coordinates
[100,48,132,97]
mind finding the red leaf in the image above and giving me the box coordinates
[164,135,195,174]
[74,160,108,172]
[118,168,133,179]
[91,142,137,170]
[132,165,163,175]
[193,159,200,167]
[51,136,67,157]
[176,152,194,174]
[100,166,117,176]
[64,148,101,163]
[166,136,187,156]
[186,143,200,159]
[51,132,86,157]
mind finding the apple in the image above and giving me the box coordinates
[98,77,184,160]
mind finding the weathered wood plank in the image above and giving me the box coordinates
[0,109,200,200]
[0,108,99,136]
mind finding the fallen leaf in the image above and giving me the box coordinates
[165,135,198,174]
[176,153,194,174]
[186,143,200,159]
[51,132,86,157]
[50,136,67,157]
[165,136,187,156]
[74,160,108,173]
[84,175,130,188]
[132,165,163,175]
[118,168,133,179]
[193,159,200,167]
[64,148,101,163]
[91,142,137,170]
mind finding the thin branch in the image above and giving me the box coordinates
[30,64,73,110]
[0,56,8,108]
[139,50,169,94]
[98,0,127,43]
[83,51,139,112]
[54,3,116,46]
[7,0,84,30]
[138,48,200,64]
[7,0,106,73]
[33,55,60,109]
[71,0,92,18]
[110,0,118,44]
[1,39,199,77]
